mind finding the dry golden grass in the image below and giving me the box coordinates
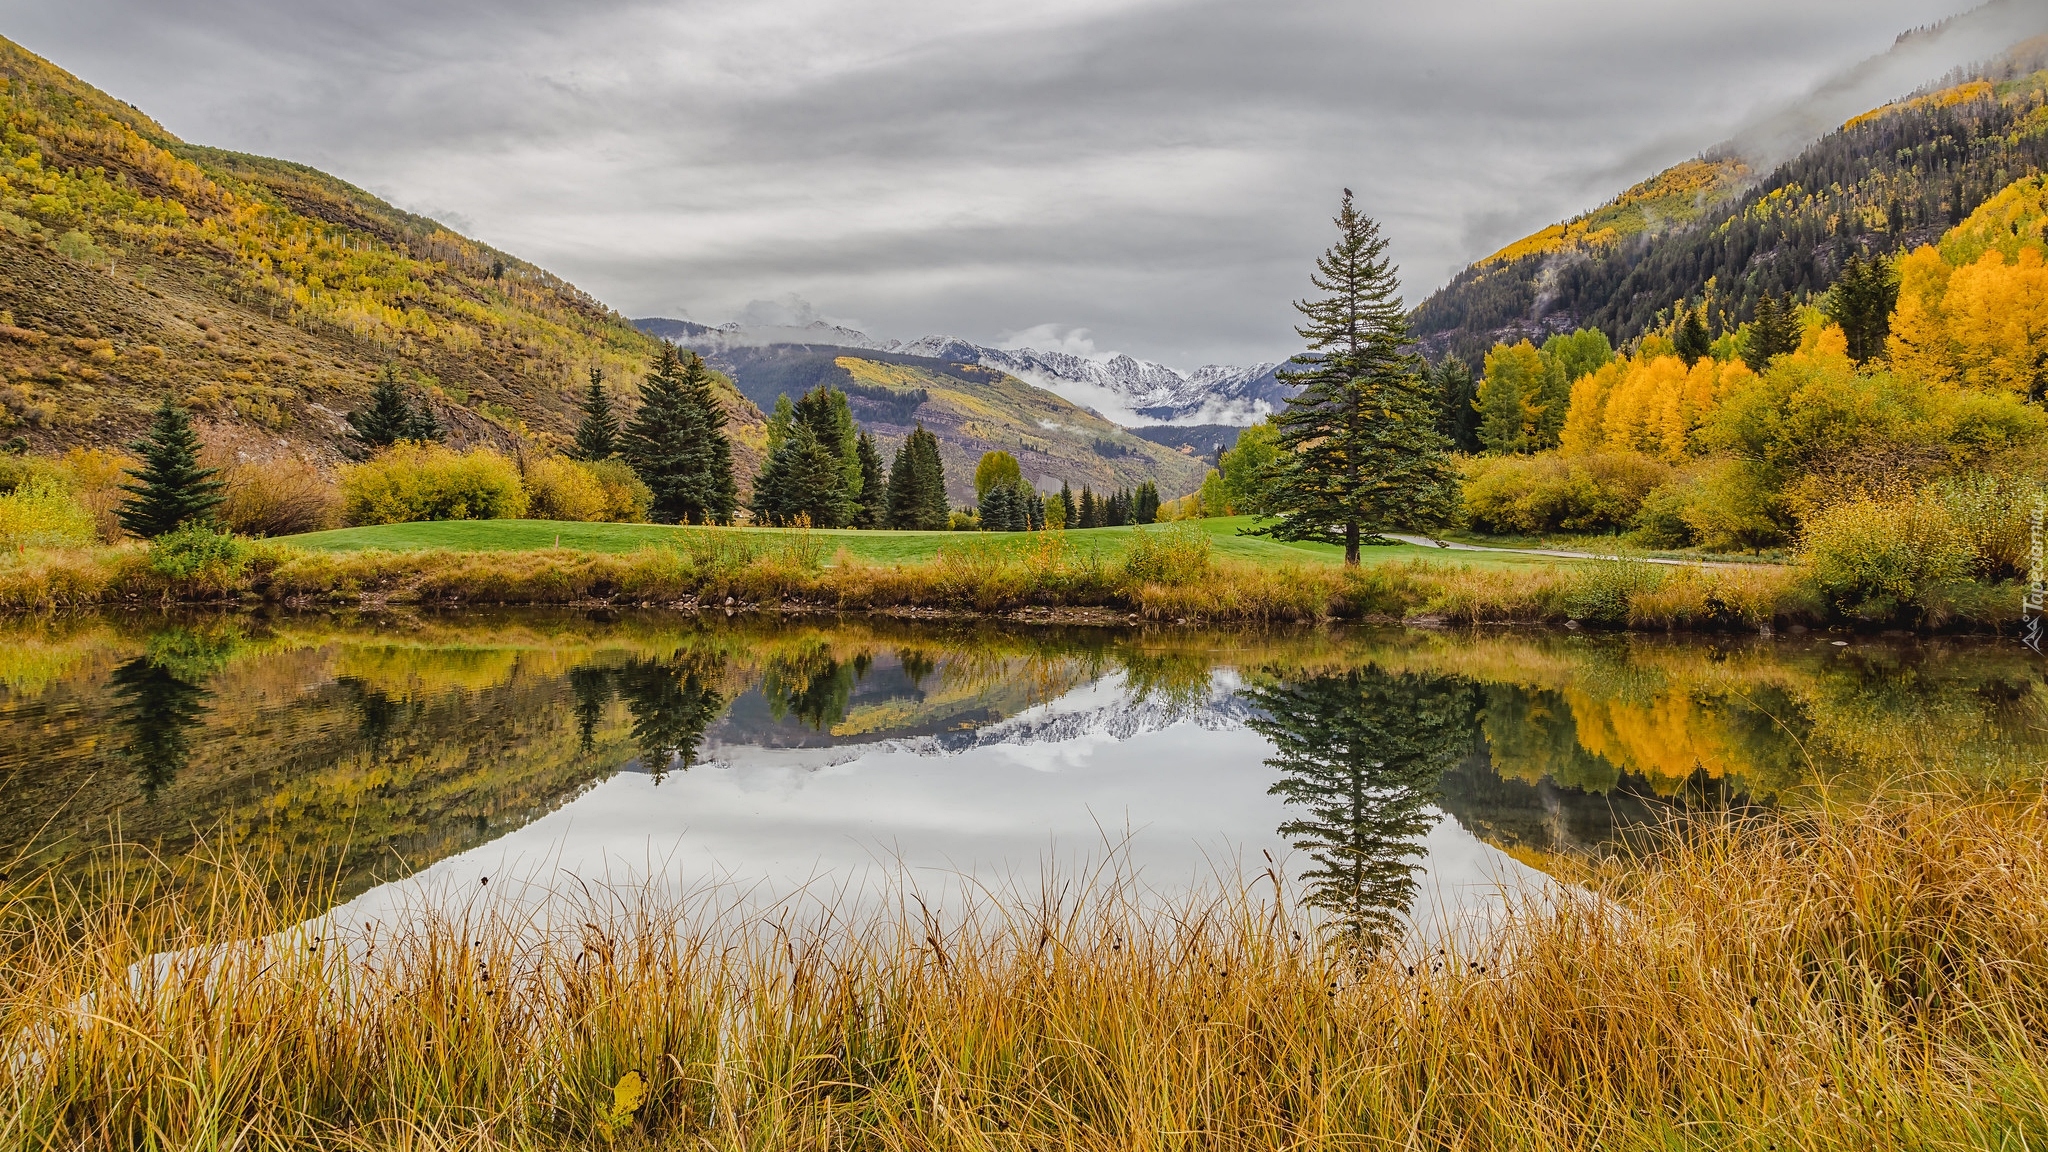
[2,791,2043,1149]
[0,524,1849,632]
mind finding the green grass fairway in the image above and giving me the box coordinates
[280,516,1570,570]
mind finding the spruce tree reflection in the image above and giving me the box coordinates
[568,663,615,753]
[615,657,726,781]
[1245,665,1478,948]
[108,627,234,799]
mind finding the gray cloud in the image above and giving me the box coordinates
[4,0,2034,367]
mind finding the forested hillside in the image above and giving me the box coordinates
[1414,38,2048,363]
[0,36,765,473]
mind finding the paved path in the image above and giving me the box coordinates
[1384,534,1769,570]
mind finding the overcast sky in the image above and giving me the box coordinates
[5,0,2041,367]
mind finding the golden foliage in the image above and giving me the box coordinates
[1559,353,1754,460]
[1887,176,2048,394]
[1842,79,1995,131]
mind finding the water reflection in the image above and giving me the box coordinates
[1247,667,1479,947]
[1,614,2043,933]
[108,627,239,799]
[616,655,728,779]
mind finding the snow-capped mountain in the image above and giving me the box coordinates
[632,317,1295,427]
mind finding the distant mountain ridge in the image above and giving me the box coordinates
[636,318,1294,427]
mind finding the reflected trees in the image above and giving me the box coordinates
[615,656,727,781]
[1246,665,1477,948]
[107,627,237,799]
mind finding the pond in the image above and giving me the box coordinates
[3,612,2043,944]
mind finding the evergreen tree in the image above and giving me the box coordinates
[623,344,737,525]
[1743,292,1801,372]
[406,395,443,444]
[1823,252,1898,363]
[1134,481,1161,525]
[1243,665,1478,949]
[793,386,861,499]
[1261,191,1459,564]
[762,647,859,731]
[978,482,1018,531]
[751,421,854,527]
[1105,488,1130,527]
[346,366,418,452]
[852,431,887,528]
[884,424,950,529]
[1059,481,1076,528]
[118,396,224,538]
[1432,354,1482,452]
[1077,487,1099,528]
[1674,300,1712,367]
[1025,485,1047,530]
[572,367,620,460]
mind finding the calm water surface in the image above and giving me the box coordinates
[3,612,2043,941]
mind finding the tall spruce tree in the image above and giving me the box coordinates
[1824,252,1898,363]
[572,367,620,460]
[883,424,949,529]
[1261,191,1458,564]
[852,431,887,528]
[978,482,1017,531]
[1674,300,1712,367]
[1077,487,1098,528]
[1743,292,1801,372]
[623,344,737,525]
[119,396,224,538]
[1059,481,1076,528]
[1431,354,1482,452]
[793,386,862,500]
[751,421,854,527]
[1134,481,1160,525]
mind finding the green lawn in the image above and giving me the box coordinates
[279,516,1569,570]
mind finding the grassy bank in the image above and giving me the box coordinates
[0,519,1845,629]
[0,516,2022,630]
[281,516,1564,570]
[4,791,2044,1149]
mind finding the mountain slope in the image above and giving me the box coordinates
[1413,38,2048,363]
[657,340,1208,504]
[0,36,765,473]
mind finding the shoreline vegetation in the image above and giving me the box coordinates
[5,792,2044,1148]
[0,515,2023,633]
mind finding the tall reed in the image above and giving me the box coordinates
[4,791,2044,1149]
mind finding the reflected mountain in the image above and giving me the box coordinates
[1245,666,1479,948]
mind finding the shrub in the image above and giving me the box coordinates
[56,446,133,541]
[1931,472,2038,580]
[146,523,250,595]
[522,453,609,522]
[339,443,527,525]
[1462,452,1669,535]
[585,458,652,522]
[1563,561,1666,627]
[0,475,96,549]
[1120,522,1213,586]
[1799,495,1975,622]
[218,457,341,537]
[1633,460,1785,553]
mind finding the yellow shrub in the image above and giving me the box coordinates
[1799,495,1975,621]
[585,458,652,522]
[0,476,96,548]
[521,454,608,522]
[339,443,527,526]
